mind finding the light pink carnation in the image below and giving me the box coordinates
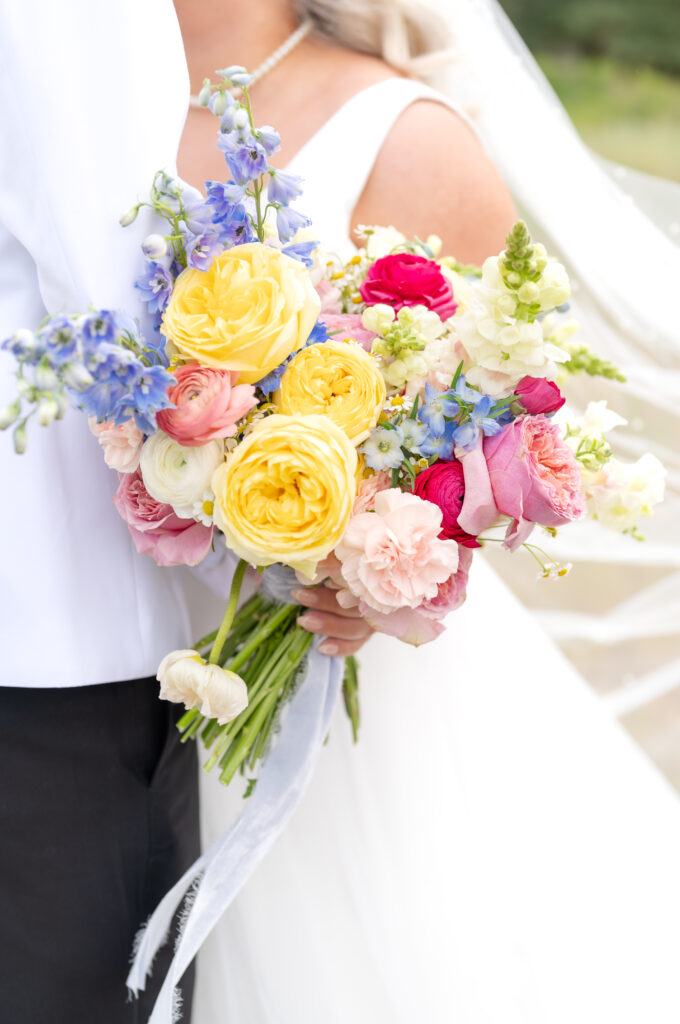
[156,364,256,447]
[88,417,144,473]
[114,469,213,566]
[335,489,460,615]
[484,415,586,549]
[353,471,392,514]
[320,313,377,353]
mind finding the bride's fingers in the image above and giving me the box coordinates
[291,587,361,618]
[317,636,369,657]
[297,610,372,642]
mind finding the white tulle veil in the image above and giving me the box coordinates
[414,0,680,716]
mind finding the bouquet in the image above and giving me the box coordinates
[1,67,665,790]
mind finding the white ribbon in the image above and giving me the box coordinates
[127,647,343,1023]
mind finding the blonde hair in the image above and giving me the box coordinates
[293,0,455,80]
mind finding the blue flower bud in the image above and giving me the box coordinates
[217,65,247,79]
[142,234,168,260]
[35,357,59,391]
[257,126,282,156]
[229,72,254,89]
[63,362,95,390]
[198,78,212,107]
[210,90,230,117]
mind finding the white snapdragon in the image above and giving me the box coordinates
[365,304,448,393]
[140,431,224,519]
[583,454,666,533]
[357,224,407,260]
[157,650,248,725]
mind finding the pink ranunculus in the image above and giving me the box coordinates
[514,376,565,415]
[412,460,480,548]
[353,471,392,514]
[113,469,214,567]
[88,417,144,473]
[359,253,458,321]
[484,415,586,549]
[156,364,256,447]
[335,489,460,615]
[360,546,474,645]
[320,313,377,353]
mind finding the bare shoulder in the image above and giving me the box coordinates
[352,98,517,265]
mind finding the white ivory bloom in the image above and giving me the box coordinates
[157,649,248,725]
[583,453,666,533]
[140,431,224,519]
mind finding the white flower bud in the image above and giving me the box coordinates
[37,395,60,426]
[13,421,27,454]
[198,78,212,107]
[232,108,250,132]
[362,304,395,335]
[211,90,229,116]
[63,362,95,390]
[119,205,140,227]
[518,281,540,303]
[0,400,21,430]
[142,233,168,260]
[35,358,59,391]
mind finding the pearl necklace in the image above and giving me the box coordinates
[188,19,313,108]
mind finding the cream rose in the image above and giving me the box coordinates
[273,340,386,444]
[211,413,357,579]
[139,431,224,518]
[161,242,321,384]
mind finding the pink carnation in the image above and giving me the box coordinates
[484,416,586,549]
[113,469,214,567]
[353,471,392,514]
[88,417,143,473]
[359,253,457,321]
[359,546,473,646]
[335,489,460,615]
[156,364,256,447]
[320,313,377,353]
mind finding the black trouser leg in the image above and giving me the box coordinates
[0,677,200,1024]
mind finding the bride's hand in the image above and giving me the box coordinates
[292,585,373,657]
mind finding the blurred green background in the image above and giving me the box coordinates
[499,0,680,181]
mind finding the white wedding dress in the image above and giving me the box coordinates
[193,80,680,1023]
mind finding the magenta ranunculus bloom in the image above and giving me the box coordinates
[113,469,214,567]
[413,460,480,548]
[156,363,257,447]
[483,416,586,547]
[514,376,565,415]
[359,253,457,320]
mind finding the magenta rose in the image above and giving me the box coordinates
[320,313,377,353]
[156,364,257,447]
[413,460,480,548]
[359,253,458,320]
[113,469,214,567]
[483,416,586,548]
[514,376,565,415]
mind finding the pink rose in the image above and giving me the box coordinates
[156,364,256,447]
[412,460,480,548]
[113,469,214,567]
[514,376,565,415]
[353,471,392,514]
[359,253,457,320]
[320,313,377,353]
[484,416,586,548]
[335,489,460,614]
[455,437,500,537]
[88,417,144,473]
[361,546,473,646]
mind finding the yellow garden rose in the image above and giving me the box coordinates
[161,242,321,384]
[273,341,386,445]
[211,413,357,579]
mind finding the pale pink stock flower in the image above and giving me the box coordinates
[335,489,460,615]
[353,471,392,514]
[88,416,144,473]
[114,469,214,567]
[156,363,257,447]
[320,313,377,352]
[484,415,586,550]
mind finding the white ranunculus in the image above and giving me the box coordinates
[140,431,224,518]
[157,649,248,724]
[584,453,666,533]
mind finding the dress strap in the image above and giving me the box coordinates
[286,77,477,246]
